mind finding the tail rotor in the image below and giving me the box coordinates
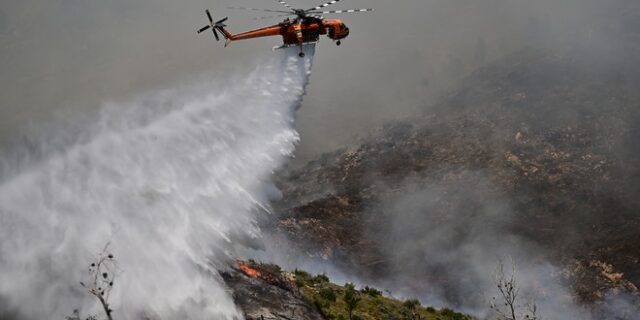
[197,9,229,42]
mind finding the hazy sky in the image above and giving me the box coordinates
[0,0,624,162]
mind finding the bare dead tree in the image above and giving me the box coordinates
[490,259,538,320]
[69,243,117,320]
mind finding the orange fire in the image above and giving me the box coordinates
[236,260,262,279]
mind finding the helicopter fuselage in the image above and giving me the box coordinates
[220,18,349,46]
[197,1,370,57]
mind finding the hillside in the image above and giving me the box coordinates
[222,260,471,320]
[269,45,640,315]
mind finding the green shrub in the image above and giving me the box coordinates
[292,267,470,320]
[361,286,382,297]
[344,283,361,320]
[313,297,330,316]
[294,269,312,287]
[319,287,337,302]
[403,298,421,310]
[440,308,469,320]
[314,273,330,284]
[294,269,311,279]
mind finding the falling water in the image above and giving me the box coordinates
[0,45,315,319]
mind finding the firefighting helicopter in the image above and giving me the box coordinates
[196,0,373,57]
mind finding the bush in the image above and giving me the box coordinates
[294,269,311,279]
[261,263,282,275]
[295,269,312,287]
[344,283,361,320]
[314,273,330,284]
[361,286,382,297]
[403,298,421,310]
[313,297,330,316]
[319,287,337,302]
[441,308,469,320]
[297,271,331,287]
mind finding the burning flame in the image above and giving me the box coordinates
[236,260,262,279]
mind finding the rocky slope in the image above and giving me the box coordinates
[222,260,471,320]
[269,44,640,314]
[222,261,324,320]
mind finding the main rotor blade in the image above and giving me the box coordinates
[212,28,220,41]
[197,25,212,33]
[253,14,294,21]
[307,0,342,12]
[206,9,213,23]
[309,8,374,14]
[227,6,290,13]
[274,0,292,9]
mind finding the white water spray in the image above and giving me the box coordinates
[0,46,315,319]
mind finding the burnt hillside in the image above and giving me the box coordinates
[270,45,640,313]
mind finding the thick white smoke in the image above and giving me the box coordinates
[0,45,315,319]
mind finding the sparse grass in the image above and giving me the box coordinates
[294,272,473,320]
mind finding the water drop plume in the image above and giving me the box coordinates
[0,45,315,319]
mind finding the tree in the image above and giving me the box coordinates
[69,244,117,320]
[343,283,361,320]
[490,259,538,320]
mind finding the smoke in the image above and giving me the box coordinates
[3,0,638,163]
[274,2,640,317]
[366,174,578,317]
[0,45,314,319]
[296,0,640,163]
[366,171,639,319]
